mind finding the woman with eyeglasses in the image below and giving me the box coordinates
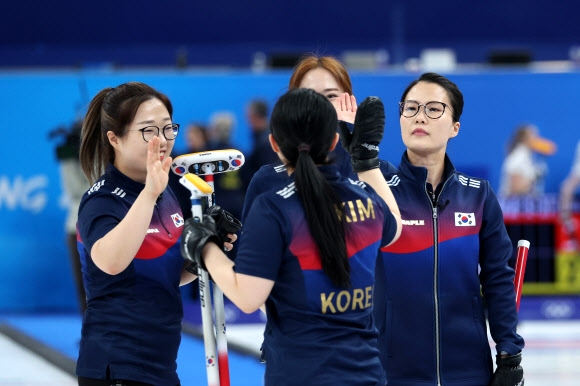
[366,72,525,385]
[76,82,209,386]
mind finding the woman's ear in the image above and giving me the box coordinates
[329,133,340,151]
[269,134,288,166]
[269,134,280,153]
[107,131,120,149]
[450,122,460,138]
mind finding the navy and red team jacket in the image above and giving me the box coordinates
[375,152,525,386]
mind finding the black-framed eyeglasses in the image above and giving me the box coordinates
[127,123,180,142]
[399,101,449,119]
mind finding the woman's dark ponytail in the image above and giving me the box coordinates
[271,88,350,287]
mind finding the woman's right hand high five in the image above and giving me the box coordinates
[338,96,384,173]
[144,136,173,199]
[331,92,357,123]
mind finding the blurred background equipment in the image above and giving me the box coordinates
[48,118,90,315]
[2,0,579,69]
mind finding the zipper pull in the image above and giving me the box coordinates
[433,206,438,219]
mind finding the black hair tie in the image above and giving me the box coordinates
[297,143,311,153]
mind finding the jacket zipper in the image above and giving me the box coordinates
[428,188,442,386]
[428,178,451,386]
[155,204,173,239]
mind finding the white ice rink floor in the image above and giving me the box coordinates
[1,318,579,386]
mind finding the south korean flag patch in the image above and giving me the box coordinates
[172,213,184,228]
[455,212,476,226]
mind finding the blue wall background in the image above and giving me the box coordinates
[2,0,580,66]
[0,67,578,311]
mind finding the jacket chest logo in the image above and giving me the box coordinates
[402,219,425,226]
[455,212,476,226]
[172,213,184,227]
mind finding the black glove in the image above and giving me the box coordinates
[207,205,243,246]
[338,96,385,173]
[181,215,221,275]
[489,352,524,386]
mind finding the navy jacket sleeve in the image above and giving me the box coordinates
[479,182,525,355]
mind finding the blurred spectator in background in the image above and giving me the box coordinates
[559,140,580,245]
[49,118,91,314]
[167,121,210,300]
[183,121,209,154]
[169,122,210,220]
[206,111,244,217]
[499,123,556,197]
[207,111,236,150]
[240,98,278,192]
[205,112,244,261]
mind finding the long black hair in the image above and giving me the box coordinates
[270,88,350,287]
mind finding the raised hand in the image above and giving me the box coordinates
[144,136,173,199]
[338,96,385,173]
[331,92,357,124]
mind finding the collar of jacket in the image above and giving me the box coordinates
[398,151,457,188]
[104,163,164,202]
